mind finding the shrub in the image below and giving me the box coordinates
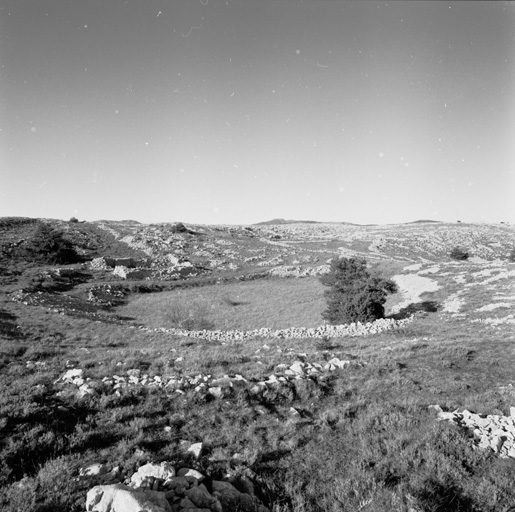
[22,223,81,265]
[319,257,397,324]
[450,247,469,261]
[165,301,214,330]
[69,217,79,223]
[508,248,515,262]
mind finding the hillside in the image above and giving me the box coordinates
[1,217,515,511]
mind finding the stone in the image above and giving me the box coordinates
[78,383,96,397]
[289,361,305,375]
[179,497,197,509]
[166,476,191,488]
[177,468,204,482]
[211,480,258,511]
[185,484,222,511]
[79,463,108,478]
[62,368,83,382]
[231,476,255,497]
[130,462,176,489]
[186,442,203,458]
[289,407,300,417]
[207,386,223,398]
[86,484,171,512]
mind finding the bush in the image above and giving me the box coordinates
[450,247,469,261]
[319,257,397,324]
[508,248,515,262]
[22,223,81,265]
[165,301,214,331]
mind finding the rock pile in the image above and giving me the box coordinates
[268,265,329,277]
[431,405,515,458]
[58,356,362,401]
[90,257,151,270]
[146,316,413,342]
[85,460,269,512]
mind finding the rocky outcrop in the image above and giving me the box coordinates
[86,484,172,512]
[431,405,515,458]
[89,256,150,270]
[85,462,269,512]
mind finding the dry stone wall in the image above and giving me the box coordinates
[144,316,413,342]
[59,355,364,401]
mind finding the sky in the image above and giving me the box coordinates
[1,0,514,225]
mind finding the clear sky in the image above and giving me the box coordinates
[1,0,514,225]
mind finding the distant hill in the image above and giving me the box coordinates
[93,219,141,225]
[254,218,362,226]
[254,218,321,225]
[406,220,444,224]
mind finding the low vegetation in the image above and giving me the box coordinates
[19,222,82,265]
[1,218,515,511]
[450,246,470,261]
[119,277,326,331]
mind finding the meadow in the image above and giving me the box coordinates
[118,277,327,331]
[2,218,515,511]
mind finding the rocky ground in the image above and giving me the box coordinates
[2,217,515,511]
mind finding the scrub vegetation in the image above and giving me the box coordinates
[1,217,515,511]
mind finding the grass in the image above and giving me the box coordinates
[2,221,515,511]
[116,277,327,331]
[3,293,515,511]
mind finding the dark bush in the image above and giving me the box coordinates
[450,247,469,261]
[508,248,515,262]
[22,223,81,265]
[320,257,398,324]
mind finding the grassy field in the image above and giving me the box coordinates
[3,293,515,511]
[2,220,515,511]
[117,277,327,331]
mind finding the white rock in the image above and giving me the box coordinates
[186,442,203,458]
[86,484,171,512]
[62,368,83,382]
[208,386,223,398]
[289,361,305,375]
[80,463,107,478]
[130,462,176,489]
[177,468,205,482]
[78,384,96,397]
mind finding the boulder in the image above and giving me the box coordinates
[86,484,171,512]
[185,484,222,511]
[211,480,265,512]
[62,368,83,383]
[130,462,176,489]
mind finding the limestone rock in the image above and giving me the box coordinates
[177,468,204,482]
[62,368,83,383]
[185,483,222,511]
[212,480,265,512]
[79,463,107,478]
[130,462,176,489]
[187,442,203,458]
[86,484,171,512]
